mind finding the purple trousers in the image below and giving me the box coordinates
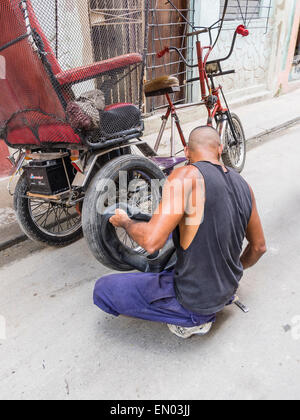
[93,270,216,328]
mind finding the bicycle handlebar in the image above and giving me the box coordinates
[157,25,250,66]
[236,25,249,37]
[185,70,236,84]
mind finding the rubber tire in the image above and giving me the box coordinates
[221,113,246,173]
[14,174,83,247]
[82,154,165,271]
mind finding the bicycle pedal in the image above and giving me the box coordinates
[234,300,249,313]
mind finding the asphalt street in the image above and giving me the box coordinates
[1,124,300,400]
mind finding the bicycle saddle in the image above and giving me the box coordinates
[144,76,180,97]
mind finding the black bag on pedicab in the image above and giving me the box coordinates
[101,104,142,135]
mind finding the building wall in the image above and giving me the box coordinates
[188,0,296,104]
[209,19,274,102]
[279,0,300,89]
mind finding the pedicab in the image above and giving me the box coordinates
[0,0,170,271]
[0,0,265,272]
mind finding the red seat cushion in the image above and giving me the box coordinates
[105,103,133,111]
[6,125,82,146]
[56,54,143,86]
[101,104,141,135]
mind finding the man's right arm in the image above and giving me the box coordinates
[240,186,267,270]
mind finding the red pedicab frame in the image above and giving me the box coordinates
[0,0,149,151]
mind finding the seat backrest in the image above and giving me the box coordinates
[0,0,81,147]
[26,0,62,75]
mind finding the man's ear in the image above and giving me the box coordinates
[218,144,224,159]
[184,146,190,160]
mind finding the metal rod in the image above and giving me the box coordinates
[165,0,196,31]
[55,0,58,58]
[62,157,72,192]
[171,114,176,157]
[154,115,169,152]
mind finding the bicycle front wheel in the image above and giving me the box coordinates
[221,113,246,173]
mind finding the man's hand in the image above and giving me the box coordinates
[109,209,131,229]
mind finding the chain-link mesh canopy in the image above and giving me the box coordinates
[0,0,148,149]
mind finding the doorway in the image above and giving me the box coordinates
[290,26,300,81]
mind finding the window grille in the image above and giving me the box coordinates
[89,0,146,108]
[146,0,195,113]
[221,0,262,21]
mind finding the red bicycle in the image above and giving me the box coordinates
[144,0,249,173]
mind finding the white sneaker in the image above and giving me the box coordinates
[232,295,239,304]
[167,322,213,339]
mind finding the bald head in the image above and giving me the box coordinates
[188,126,221,153]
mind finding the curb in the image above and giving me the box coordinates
[247,117,300,149]
[0,222,27,252]
[0,232,27,252]
[1,116,300,252]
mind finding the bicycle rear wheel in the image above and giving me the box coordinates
[14,174,82,246]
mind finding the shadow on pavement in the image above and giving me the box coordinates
[0,239,46,268]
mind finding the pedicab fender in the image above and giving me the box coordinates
[72,140,153,190]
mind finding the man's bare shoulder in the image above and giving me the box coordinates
[167,164,202,182]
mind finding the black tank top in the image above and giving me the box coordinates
[173,161,253,315]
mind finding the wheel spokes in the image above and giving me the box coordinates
[29,198,81,237]
[113,169,155,253]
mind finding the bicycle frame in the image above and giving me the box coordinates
[153,2,250,158]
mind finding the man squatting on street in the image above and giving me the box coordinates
[94,126,267,339]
